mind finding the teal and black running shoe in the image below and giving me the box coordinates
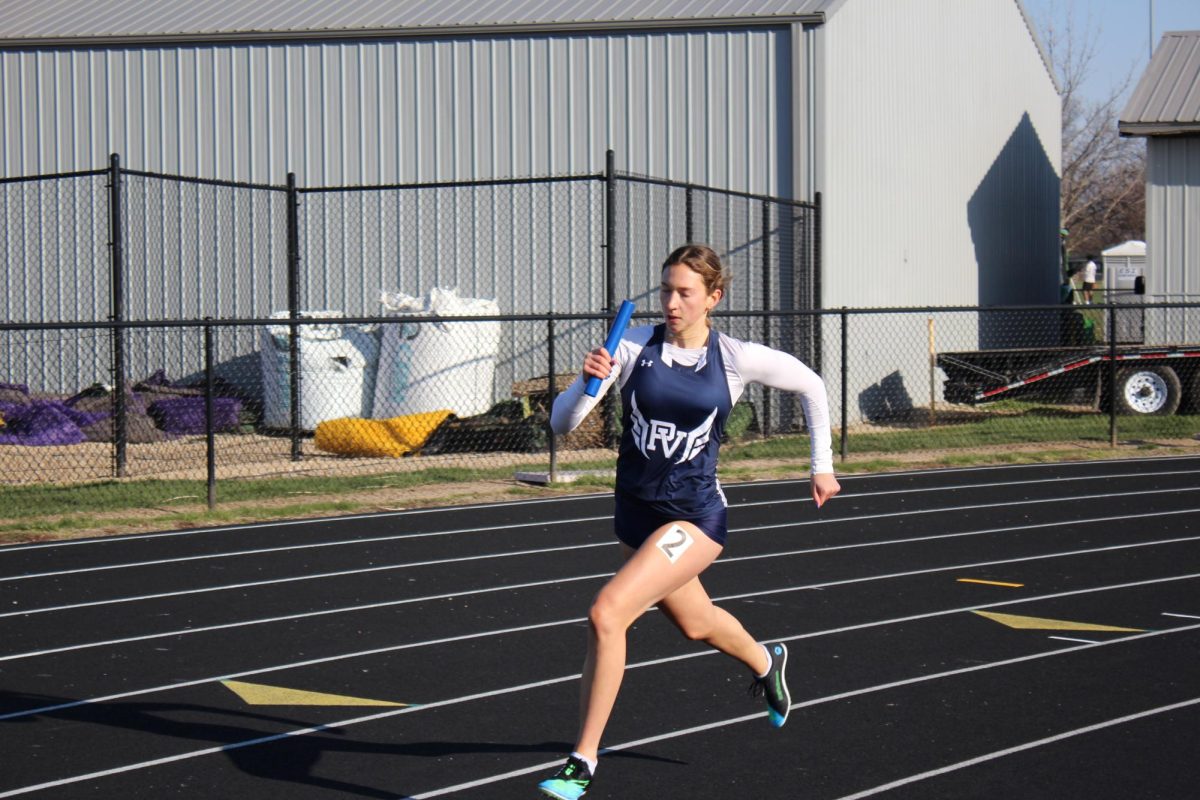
[538,755,593,799]
[750,641,791,727]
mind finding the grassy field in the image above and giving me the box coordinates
[2,405,1196,544]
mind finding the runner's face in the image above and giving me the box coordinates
[660,263,721,342]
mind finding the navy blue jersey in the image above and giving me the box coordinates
[615,325,732,518]
[551,323,835,535]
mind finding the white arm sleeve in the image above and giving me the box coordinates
[549,326,653,435]
[549,372,612,434]
[726,338,835,474]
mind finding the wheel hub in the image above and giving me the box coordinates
[1122,371,1168,414]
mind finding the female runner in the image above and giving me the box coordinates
[538,244,840,799]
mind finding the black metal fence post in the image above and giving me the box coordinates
[761,199,773,436]
[685,186,695,242]
[204,319,216,509]
[1108,302,1118,447]
[107,153,127,478]
[548,318,558,482]
[840,308,848,462]
[813,192,823,374]
[286,173,302,461]
[604,150,619,447]
[605,150,617,315]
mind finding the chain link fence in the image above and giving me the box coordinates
[3,155,1199,525]
[3,302,1199,521]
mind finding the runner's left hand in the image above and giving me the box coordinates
[811,472,841,508]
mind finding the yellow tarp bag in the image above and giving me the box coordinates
[314,410,453,458]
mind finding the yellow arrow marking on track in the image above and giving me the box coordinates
[222,680,410,707]
[972,611,1143,632]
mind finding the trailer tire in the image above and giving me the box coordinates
[1181,368,1200,415]
[1113,366,1181,416]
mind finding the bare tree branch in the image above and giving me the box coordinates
[1034,0,1145,262]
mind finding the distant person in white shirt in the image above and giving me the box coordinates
[1083,258,1098,304]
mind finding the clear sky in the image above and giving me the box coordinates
[1022,0,1200,107]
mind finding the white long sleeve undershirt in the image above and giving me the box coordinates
[550,326,834,474]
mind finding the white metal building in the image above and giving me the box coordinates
[1,0,1060,311]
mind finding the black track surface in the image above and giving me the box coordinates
[1,457,1198,799]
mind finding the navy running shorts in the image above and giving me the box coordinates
[613,491,728,549]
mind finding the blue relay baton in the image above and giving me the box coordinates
[585,299,636,397]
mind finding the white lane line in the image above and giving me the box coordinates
[5,456,1195,557]
[831,696,1200,800]
[736,485,1200,537]
[6,478,1198,584]
[0,570,612,664]
[5,529,1199,663]
[13,621,1185,800]
[0,618,591,723]
[731,466,1200,510]
[4,515,1199,664]
[0,514,611,582]
[0,491,613,552]
[1048,636,1100,644]
[718,534,1200,603]
[9,504,1199,620]
[725,508,1200,565]
[4,566,1198,725]
[1163,612,1200,620]
[407,625,1200,798]
[0,540,614,619]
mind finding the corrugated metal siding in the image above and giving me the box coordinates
[819,0,1060,420]
[0,172,110,393]
[1120,30,1200,135]
[822,0,1059,311]
[1144,135,1200,344]
[0,0,833,41]
[1,28,791,317]
[1,27,795,395]
[1,31,788,191]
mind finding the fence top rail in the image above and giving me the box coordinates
[120,168,286,193]
[1,311,644,331]
[0,169,106,185]
[821,301,1200,315]
[616,170,819,209]
[298,173,604,194]
[6,301,1200,332]
[3,159,822,207]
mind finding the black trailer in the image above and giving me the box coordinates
[938,345,1200,415]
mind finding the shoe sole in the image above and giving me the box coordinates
[539,782,585,800]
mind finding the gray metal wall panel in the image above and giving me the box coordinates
[817,0,1060,423]
[2,25,794,398]
[821,0,1059,312]
[0,29,790,190]
[1144,135,1200,344]
[1,27,790,325]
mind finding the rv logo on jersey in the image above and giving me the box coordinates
[629,391,718,464]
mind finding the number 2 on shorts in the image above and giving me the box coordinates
[657,524,694,564]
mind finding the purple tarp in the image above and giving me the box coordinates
[0,400,107,446]
[147,397,242,436]
[1,375,244,445]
